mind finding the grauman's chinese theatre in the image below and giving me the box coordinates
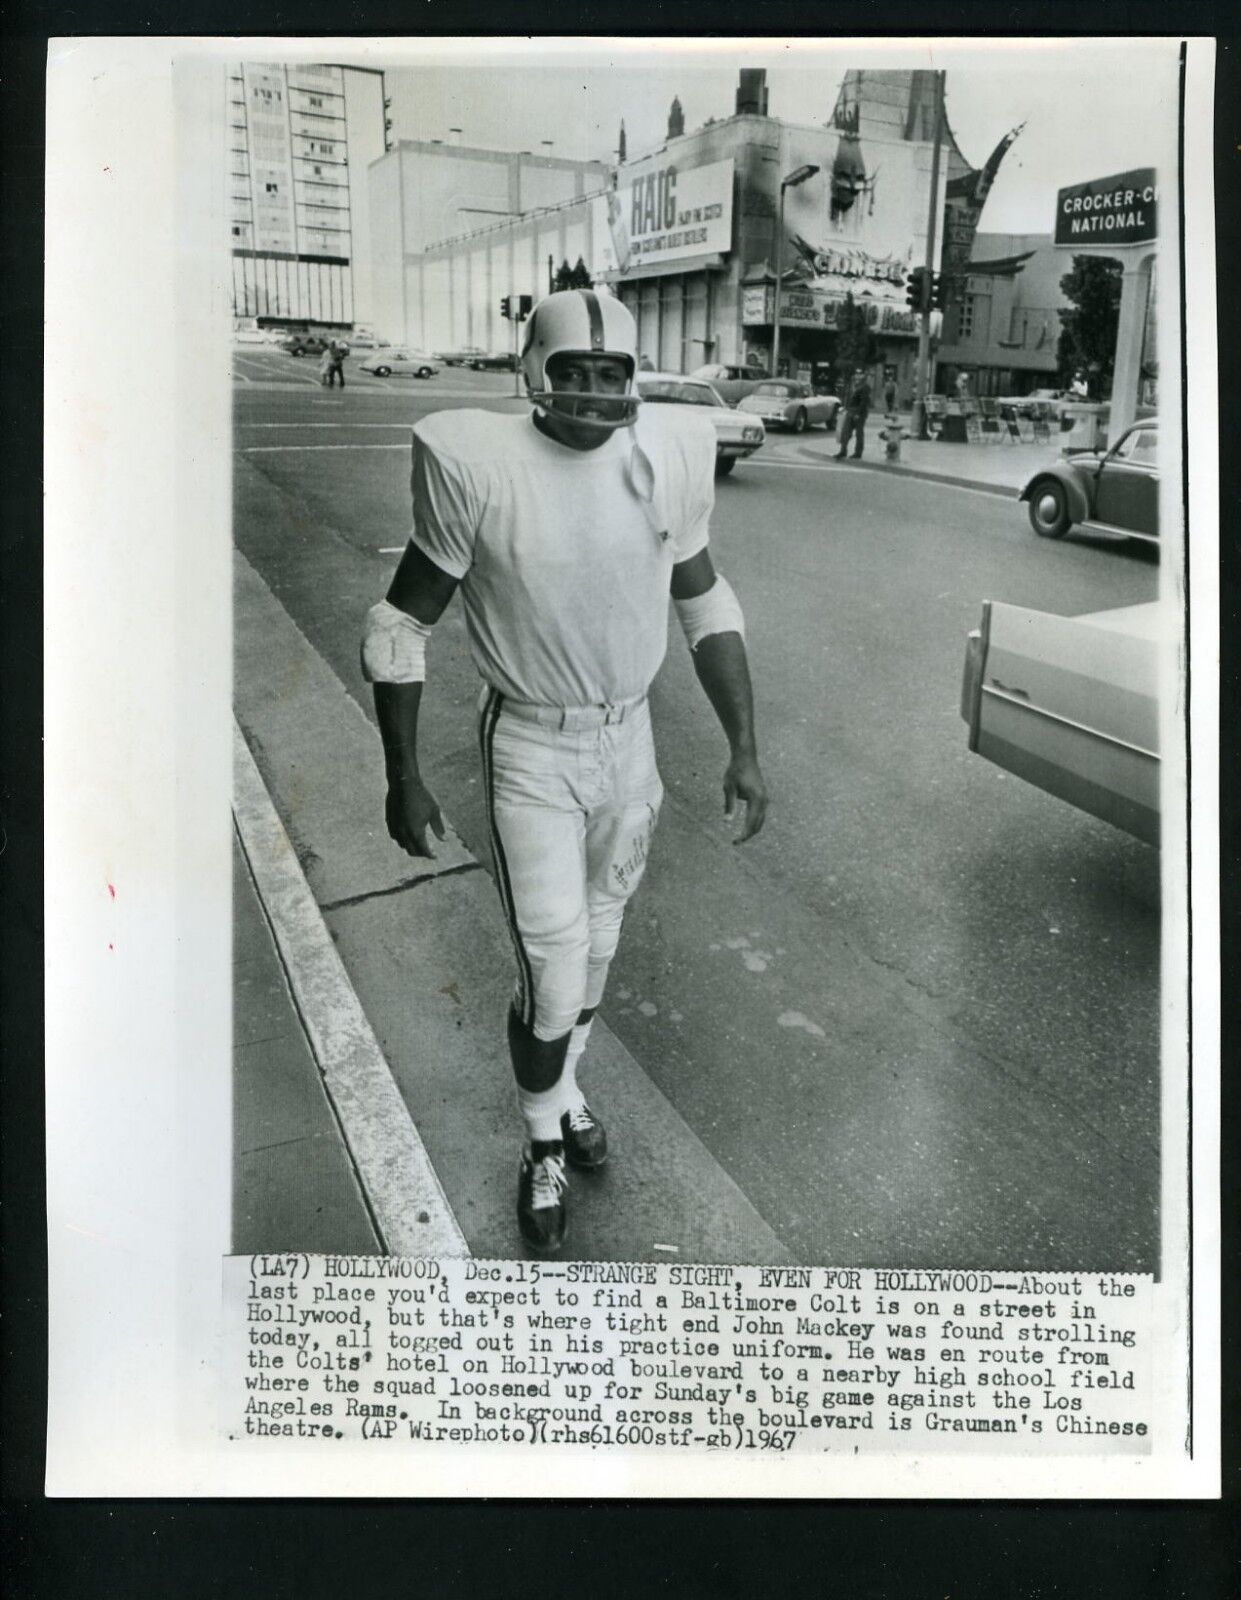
[371,69,1018,402]
[595,69,1014,400]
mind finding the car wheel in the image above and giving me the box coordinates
[714,457,736,478]
[290,349,303,357]
[417,367,433,379]
[792,408,808,434]
[1027,477,1072,538]
[373,365,391,378]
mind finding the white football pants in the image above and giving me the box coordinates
[479,688,664,1042]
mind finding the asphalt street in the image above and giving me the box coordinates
[232,345,1161,1270]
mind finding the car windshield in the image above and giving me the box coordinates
[1111,428,1158,463]
[754,383,796,397]
[640,381,721,407]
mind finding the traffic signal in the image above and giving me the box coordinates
[904,267,930,314]
[931,272,952,312]
[518,294,533,319]
[500,295,512,319]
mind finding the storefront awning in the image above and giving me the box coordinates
[598,252,729,284]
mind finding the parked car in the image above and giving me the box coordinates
[1019,419,1159,542]
[636,373,765,476]
[689,362,770,406]
[436,345,487,366]
[359,348,443,379]
[233,325,282,346]
[280,333,332,358]
[346,330,391,350]
[960,599,1161,845]
[470,351,519,371]
[737,380,840,433]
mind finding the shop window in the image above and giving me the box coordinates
[956,297,975,341]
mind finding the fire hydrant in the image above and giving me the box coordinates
[880,414,905,461]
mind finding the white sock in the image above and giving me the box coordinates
[516,1079,569,1146]
[561,1020,593,1110]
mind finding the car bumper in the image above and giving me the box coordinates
[961,600,1160,845]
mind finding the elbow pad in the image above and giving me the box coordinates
[361,600,432,683]
[674,574,745,651]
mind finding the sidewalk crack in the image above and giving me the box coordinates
[320,861,484,911]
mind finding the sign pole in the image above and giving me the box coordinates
[513,309,521,399]
[911,71,945,440]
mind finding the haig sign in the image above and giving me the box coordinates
[594,158,733,275]
[1055,168,1157,249]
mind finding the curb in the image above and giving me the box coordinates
[233,720,471,1259]
[796,444,1025,501]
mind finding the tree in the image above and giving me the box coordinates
[1056,255,1122,397]
[553,256,594,292]
[834,294,877,389]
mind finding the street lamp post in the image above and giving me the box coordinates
[771,163,819,379]
[911,71,946,440]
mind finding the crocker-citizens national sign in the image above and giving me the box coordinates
[1054,168,1157,248]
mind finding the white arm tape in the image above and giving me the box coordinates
[674,574,746,651]
[361,599,432,683]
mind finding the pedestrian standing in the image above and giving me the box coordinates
[361,289,769,1255]
[318,345,333,387]
[326,338,348,389]
[884,376,897,414]
[835,367,872,460]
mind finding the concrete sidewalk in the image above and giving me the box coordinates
[800,410,1064,497]
[232,833,381,1255]
[231,529,792,1264]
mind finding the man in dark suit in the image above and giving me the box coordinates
[835,368,872,460]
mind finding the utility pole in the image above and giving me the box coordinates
[771,163,819,379]
[911,71,945,440]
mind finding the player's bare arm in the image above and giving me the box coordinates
[366,540,460,859]
[671,547,769,843]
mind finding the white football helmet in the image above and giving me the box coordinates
[521,288,641,432]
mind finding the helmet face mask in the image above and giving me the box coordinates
[522,289,641,436]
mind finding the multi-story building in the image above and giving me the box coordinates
[228,62,387,329]
[934,233,1073,396]
[368,140,610,356]
[367,70,1000,402]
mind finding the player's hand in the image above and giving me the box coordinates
[385,776,447,859]
[723,749,768,844]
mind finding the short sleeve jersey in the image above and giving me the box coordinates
[409,407,716,707]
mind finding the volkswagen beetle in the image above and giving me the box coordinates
[1019,420,1159,543]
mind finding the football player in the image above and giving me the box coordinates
[362,288,768,1253]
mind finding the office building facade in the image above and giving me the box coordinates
[228,62,387,328]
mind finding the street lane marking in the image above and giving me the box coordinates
[233,723,470,1258]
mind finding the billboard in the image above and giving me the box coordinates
[1054,168,1157,249]
[776,125,944,316]
[594,157,733,275]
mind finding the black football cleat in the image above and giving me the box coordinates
[561,1101,609,1171]
[517,1142,568,1254]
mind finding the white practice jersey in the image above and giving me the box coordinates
[408,406,716,707]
